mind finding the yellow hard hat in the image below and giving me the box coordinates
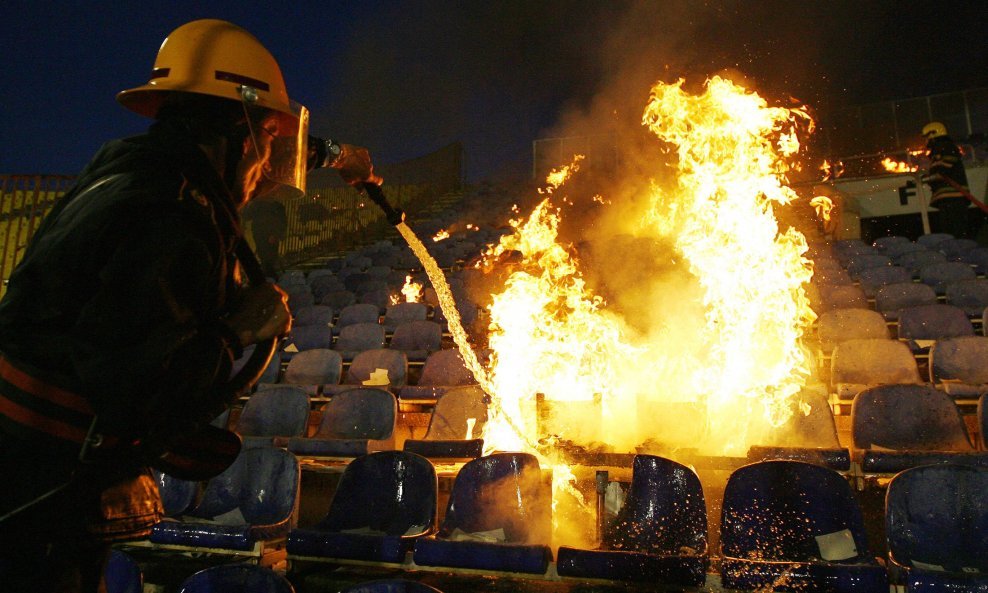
[117,19,295,120]
[922,121,948,139]
[118,19,310,197]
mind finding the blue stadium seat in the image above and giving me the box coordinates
[383,302,429,332]
[816,308,889,355]
[281,324,333,361]
[845,254,892,279]
[152,469,198,517]
[104,549,142,593]
[150,447,300,553]
[935,237,979,261]
[872,235,912,252]
[286,387,396,457]
[830,338,922,403]
[916,233,954,249]
[177,564,295,593]
[897,303,974,352]
[851,384,984,475]
[324,349,408,395]
[556,455,707,586]
[857,265,913,298]
[918,262,977,295]
[886,464,988,592]
[412,452,553,575]
[875,282,938,321]
[745,390,851,471]
[389,320,443,362]
[403,385,488,460]
[719,460,887,592]
[929,336,988,400]
[334,322,387,361]
[319,289,356,311]
[281,348,342,395]
[335,303,381,334]
[895,250,949,279]
[960,246,988,275]
[234,386,310,448]
[398,348,480,401]
[338,579,444,593]
[814,284,868,312]
[945,278,988,317]
[293,304,335,328]
[287,451,437,563]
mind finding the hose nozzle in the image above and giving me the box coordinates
[363,182,405,225]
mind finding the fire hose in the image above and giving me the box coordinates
[939,175,988,215]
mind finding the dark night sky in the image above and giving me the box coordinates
[1,1,986,181]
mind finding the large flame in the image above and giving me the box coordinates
[481,76,816,461]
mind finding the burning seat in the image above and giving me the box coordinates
[286,451,437,564]
[285,386,396,458]
[148,447,301,558]
[412,452,553,575]
[851,384,985,478]
[886,464,988,592]
[403,385,488,460]
[555,455,708,586]
[719,460,888,592]
[745,389,851,471]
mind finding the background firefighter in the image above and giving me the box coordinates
[0,19,380,592]
[922,121,975,239]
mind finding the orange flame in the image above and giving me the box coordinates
[432,229,450,242]
[810,196,834,223]
[881,156,918,173]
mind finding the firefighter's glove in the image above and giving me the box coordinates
[333,144,384,187]
[223,283,291,347]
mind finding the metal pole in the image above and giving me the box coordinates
[595,470,608,545]
[915,172,931,235]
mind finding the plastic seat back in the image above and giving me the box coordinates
[875,282,937,320]
[886,464,988,574]
[919,261,977,294]
[916,233,954,249]
[816,308,889,353]
[178,564,295,593]
[421,385,488,440]
[345,349,408,389]
[721,460,873,563]
[897,303,974,342]
[334,322,386,359]
[153,469,199,517]
[389,320,443,360]
[605,455,707,555]
[336,303,381,330]
[315,387,397,440]
[945,278,988,317]
[930,336,988,386]
[846,254,891,279]
[282,324,333,359]
[437,452,550,545]
[293,304,335,328]
[895,249,948,277]
[283,348,342,387]
[815,284,867,312]
[856,265,913,298]
[418,349,478,386]
[851,384,973,451]
[383,302,429,331]
[105,549,142,593]
[190,447,300,528]
[235,386,310,439]
[339,580,444,593]
[831,338,922,386]
[315,451,436,536]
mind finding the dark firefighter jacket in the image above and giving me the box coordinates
[927,135,970,203]
[0,119,245,537]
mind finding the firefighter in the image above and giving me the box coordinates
[922,121,972,239]
[0,20,379,592]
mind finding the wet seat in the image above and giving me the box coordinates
[285,386,396,458]
[745,389,851,471]
[929,336,988,401]
[323,349,408,396]
[105,549,142,593]
[556,455,708,586]
[719,460,888,592]
[234,386,310,448]
[398,348,480,401]
[177,563,295,593]
[412,452,553,575]
[149,447,300,554]
[886,464,988,592]
[287,451,437,564]
[851,384,986,476]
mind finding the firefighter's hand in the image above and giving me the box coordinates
[224,283,291,346]
[333,144,384,187]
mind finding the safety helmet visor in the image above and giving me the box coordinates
[239,85,309,199]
